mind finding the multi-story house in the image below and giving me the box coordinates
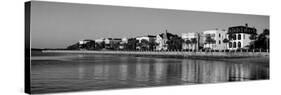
[155,30,178,50]
[104,38,122,50]
[202,29,228,50]
[181,32,199,50]
[136,35,156,50]
[78,39,95,50]
[119,38,128,49]
[227,24,257,50]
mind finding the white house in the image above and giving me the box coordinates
[181,32,198,50]
[136,35,156,50]
[227,24,257,50]
[202,29,228,50]
[119,37,128,49]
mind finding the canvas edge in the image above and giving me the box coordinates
[24,1,31,94]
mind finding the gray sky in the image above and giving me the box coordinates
[30,1,269,48]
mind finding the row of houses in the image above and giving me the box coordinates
[76,24,257,51]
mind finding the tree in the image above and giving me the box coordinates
[249,29,270,51]
[167,37,183,50]
[126,38,138,50]
[263,29,270,50]
[139,39,149,50]
[191,38,197,50]
[66,43,80,50]
[95,41,105,50]
[111,41,120,50]
[184,39,191,50]
[84,40,95,50]
[148,39,157,51]
[205,34,216,49]
[223,38,229,49]
[249,34,257,49]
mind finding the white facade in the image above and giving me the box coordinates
[104,38,111,44]
[95,38,104,43]
[181,32,198,50]
[228,33,252,50]
[79,40,90,45]
[155,35,168,50]
[119,38,128,49]
[203,30,228,50]
[121,38,128,44]
[136,36,149,43]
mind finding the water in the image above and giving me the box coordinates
[30,51,269,94]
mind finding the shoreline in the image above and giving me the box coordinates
[41,50,269,59]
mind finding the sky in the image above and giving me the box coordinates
[30,1,269,48]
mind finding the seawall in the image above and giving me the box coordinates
[42,50,269,59]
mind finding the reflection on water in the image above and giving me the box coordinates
[31,53,269,94]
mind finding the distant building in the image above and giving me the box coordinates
[136,36,150,43]
[119,38,128,49]
[104,38,122,49]
[181,32,199,50]
[202,29,228,50]
[136,35,156,50]
[95,38,104,43]
[227,24,257,50]
[78,39,95,50]
[156,30,178,50]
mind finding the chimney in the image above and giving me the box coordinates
[245,23,248,27]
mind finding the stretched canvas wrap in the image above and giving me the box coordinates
[25,1,270,94]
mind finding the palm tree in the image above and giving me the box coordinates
[191,38,197,51]
[223,38,229,50]
[205,34,216,49]
[166,37,183,51]
[148,39,157,51]
[184,39,191,50]
[126,38,137,50]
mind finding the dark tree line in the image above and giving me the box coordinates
[166,36,184,50]
[249,29,270,50]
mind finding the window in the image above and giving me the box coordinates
[238,42,241,48]
[219,40,221,44]
[228,35,232,40]
[229,42,232,48]
[233,34,237,40]
[238,34,241,40]
[219,34,221,38]
[233,42,236,48]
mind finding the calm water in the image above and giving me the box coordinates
[31,52,269,94]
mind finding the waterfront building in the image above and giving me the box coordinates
[94,38,104,43]
[136,35,156,50]
[156,30,177,50]
[181,32,199,50]
[78,39,95,50]
[119,38,128,49]
[104,38,122,50]
[227,24,257,50]
[94,38,105,49]
[202,29,228,50]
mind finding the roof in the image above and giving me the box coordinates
[228,25,257,35]
[159,32,178,40]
